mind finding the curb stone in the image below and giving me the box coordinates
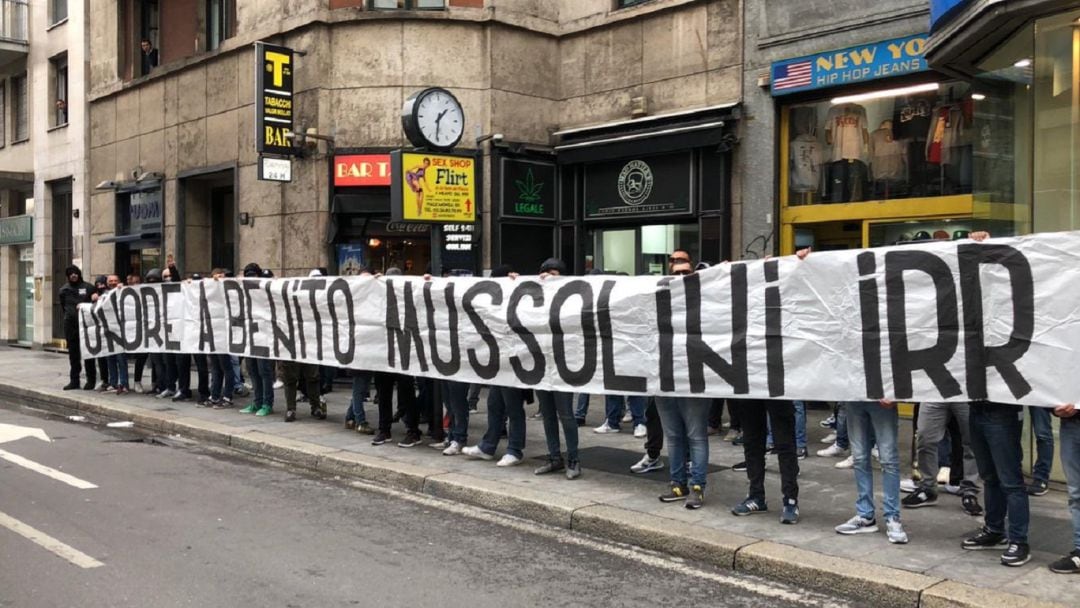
[0,381,1070,608]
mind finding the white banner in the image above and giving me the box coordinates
[79,231,1080,405]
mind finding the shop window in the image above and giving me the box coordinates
[499,223,554,274]
[782,80,982,208]
[368,0,446,9]
[50,54,68,127]
[11,73,27,142]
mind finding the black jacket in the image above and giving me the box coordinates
[58,265,95,324]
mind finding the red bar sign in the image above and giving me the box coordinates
[334,154,392,187]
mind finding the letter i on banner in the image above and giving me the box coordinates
[857,252,884,399]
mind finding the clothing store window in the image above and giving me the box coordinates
[782,80,979,206]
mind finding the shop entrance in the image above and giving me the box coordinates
[17,246,33,344]
[335,218,431,276]
[587,223,699,275]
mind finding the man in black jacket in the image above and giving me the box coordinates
[58,265,96,390]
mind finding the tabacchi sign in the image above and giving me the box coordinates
[255,42,294,155]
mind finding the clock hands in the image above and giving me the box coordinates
[434,108,449,142]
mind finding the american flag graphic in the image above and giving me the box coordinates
[773,60,813,91]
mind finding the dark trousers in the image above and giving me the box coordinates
[132,353,148,383]
[64,321,94,385]
[97,358,109,387]
[969,402,1029,544]
[148,353,168,392]
[192,354,209,401]
[209,354,235,401]
[709,399,725,429]
[826,159,868,203]
[441,380,470,445]
[644,397,664,459]
[284,362,321,413]
[374,372,418,434]
[166,354,191,396]
[740,399,800,504]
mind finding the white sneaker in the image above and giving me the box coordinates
[442,441,463,456]
[900,478,918,494]
[835,455,855,469]
[820,432,837,444]
[621,411,633,423]
[496,454,522,467]
[817,443,847,457]
[461,445,494,461]
[942,484,962,496]
[171,389,183,399]
[633,424,647,438]
[594,422,620,434]
[871,447,880,461]
[272,379,284,389]
[134,382,146,394]
[937,466,951,484]
[630,453,664,474]
[157,389,172,399]
[835,515,878,535]
[886,518,909,544]
[429,439,450,450]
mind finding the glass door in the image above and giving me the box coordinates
[18,248,33,344]
[588,223,699,275]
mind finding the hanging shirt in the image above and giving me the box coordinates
[926,105,967,165]
[825,103,868,163]
[892,92,935,141]
[870,128,907,181]
[789,133,821,193]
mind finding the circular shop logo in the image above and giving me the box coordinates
[617,160,653,206]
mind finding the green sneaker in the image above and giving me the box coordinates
[255,405,273,417]
[238,403,260,414]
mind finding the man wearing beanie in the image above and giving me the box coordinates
[58,265,97,390]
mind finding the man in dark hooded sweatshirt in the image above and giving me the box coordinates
[58,265,97,390]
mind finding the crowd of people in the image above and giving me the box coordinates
[56,236,1080,575]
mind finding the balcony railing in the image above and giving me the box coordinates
[0,0,28,44]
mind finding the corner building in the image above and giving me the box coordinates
[85,0,743,281]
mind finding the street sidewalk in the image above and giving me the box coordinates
[3,347,1073,607]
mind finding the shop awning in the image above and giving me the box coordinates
[98,232,160,244]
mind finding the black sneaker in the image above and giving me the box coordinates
[780,500,799,524]
[659,482,690,502]
[1001,542,1031,567]
[961,494,984,517]
[962,527,1008,551]
[371,431,391,446]
[731,496,768,516]
[685,485,704,510]
[1026,480,1049,496]
[732,461,748,472]
[1049,549,1080,574]
[284,410,296,423]
[63,381,79,391]
[732,433,744,446]
[397,431,422,448]
[83,381,96,390]
[796,447,808,460]
[534,458,565,475]
[575,418,586,427]
[901,490,937,508]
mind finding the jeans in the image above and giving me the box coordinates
[916,402,978,496]
[1029,406,1055,483]
[345,374,370,425]
[740,399,799,504]
[655,396,710,488]
[1058,416,1080,552]
[644,397,663,459]
[247,358,275,407]
[835,403,850,449]
[970,402,1029,544]
[846,401,900,521]
[604,395,646,429]
[209,354,235,401]
[106,353,128,389]
[574,393,590,420]
[537,390,578,462]
[767,400,807,450]
[441,380,469,444]
[479,386,526,458]
[374,372,417,434]
[230,356,243,390]
[467,383,482,409]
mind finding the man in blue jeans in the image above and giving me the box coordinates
[463,385,527,467]
[1027,406,1054,496]
[1050,403,1080,573]
[595,395,648,437]
[963,401,1031,566]
[834,400,908,544]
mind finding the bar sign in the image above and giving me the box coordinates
[255,42,294,155]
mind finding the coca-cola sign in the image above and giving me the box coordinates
[385,221,430,234]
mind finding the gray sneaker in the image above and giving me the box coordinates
[835,515,878,535]
[886,518,909,544]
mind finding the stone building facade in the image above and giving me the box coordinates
[84,0,743,282]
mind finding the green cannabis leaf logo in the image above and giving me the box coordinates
[515,169,544,203]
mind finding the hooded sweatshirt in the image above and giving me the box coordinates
[58,265,95,324]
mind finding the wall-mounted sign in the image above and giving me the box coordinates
[500,158,556,221]
[259,156,292,182]
[336,243,366,275]
[0,215,32,246]
[255,42,294,155]
[391,151,476,224]
[335,154,392,187]
[440,223,476,275]
[129,190,162,234]
[584,152,692,220]
[770,34,928,96]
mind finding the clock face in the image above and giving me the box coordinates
[415,89,464,150]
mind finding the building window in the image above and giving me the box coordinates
[0,82,6,148]
[206,0,234,51]
[51,0,68,24]
[368,0,446,9]
[11,73,27,142]
[50,55,68,127]
[617,0,652,8]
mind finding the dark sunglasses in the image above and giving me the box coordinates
[672,269,692,276]
[669,256,691,264]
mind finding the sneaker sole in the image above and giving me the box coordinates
[732,509,768,516]
[1049,566,1080,574]
[888,536,910,544]
[685,503,703,510]
[631,464,664,474]
[780,516,799,525]
[902,501,937,508]
[962,543,1008,551]
[1002,556,1031,567]
[836,527,879,535]
[659,497,687,503]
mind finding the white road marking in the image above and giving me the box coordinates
[0,423,51,444]
[0,449,98,489]
[0,510,104,569]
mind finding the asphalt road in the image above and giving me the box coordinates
[0,403,850,608]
